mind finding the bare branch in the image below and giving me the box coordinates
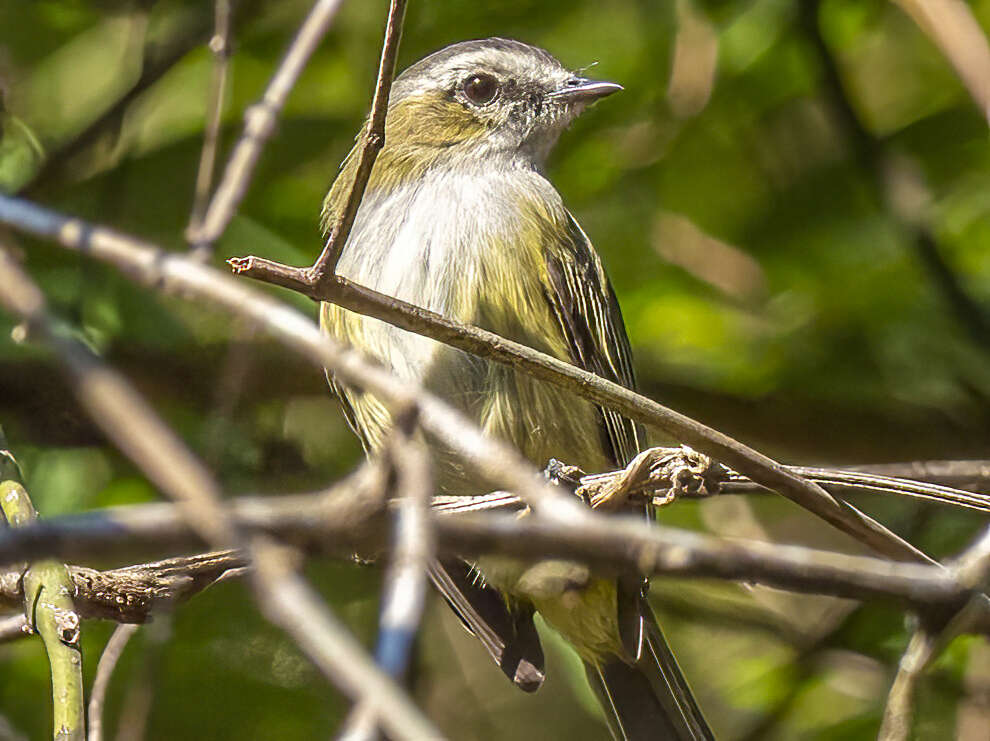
[0,613,28,644]
[0,242,444,740]
[845,460,990,493]
[338,409,433,741]
[0,194,587,521]
[723,465,990,514]
[219,270,933,564]
[313,0,407,281]
[0,551,248,624]
[0,490,974,615]
[188,0,348,252]
[186,0,234,242]
[87,624,140,741]
[893,0,990,125]
[249,535,446,740]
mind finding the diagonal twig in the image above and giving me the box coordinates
[892,0,990,125]
[0,245,442,740]
[188,0,348,253]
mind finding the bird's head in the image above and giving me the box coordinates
[383,38,621,166]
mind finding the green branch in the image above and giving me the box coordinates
[0,428,84,741]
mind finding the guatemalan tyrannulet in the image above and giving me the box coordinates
[320,38,713,740]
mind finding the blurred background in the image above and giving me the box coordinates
[2,0,990,738]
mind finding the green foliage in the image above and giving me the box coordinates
[2,0,989,738]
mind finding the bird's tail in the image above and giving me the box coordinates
[584,601,714,741]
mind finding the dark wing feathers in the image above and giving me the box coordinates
[544,213,643,467]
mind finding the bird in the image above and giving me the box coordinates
[320,37,714,740]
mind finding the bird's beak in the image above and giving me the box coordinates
[550,77,623,104]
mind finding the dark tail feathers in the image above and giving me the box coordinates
[585,602,714,741]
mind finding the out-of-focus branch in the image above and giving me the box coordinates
[892,0,990,125]
[0,247,445,741]
[313,0,407,280]
[87,623,140,741]
[0,243,241,552]
[20,8,213,197]
[0,432,84,741]
[338,407,432,741]
[188,0,348,253]
[878,628,937,741]
[0,194,587,520]
[186,0,234,241]
[0,612,28,643]
[0,490,975,614]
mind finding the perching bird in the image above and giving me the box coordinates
[320,38,713,740]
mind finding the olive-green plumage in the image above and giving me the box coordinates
[320,38,713,740]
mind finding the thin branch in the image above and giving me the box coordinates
[878,628,937,741]
[842,460,990,493]
[373,420,434,678]
[0,613,28,643]
[0,246,444,741]
[723,465,990,513]
[249,535,446,740]
[87,624,140,741]
[186,0,234,243]
[188,0,348,251]
[312,0,407,281]
[221,271,933,565]
[0,490,975,615]
[338,410,433,741]
[0,194,588,521]
[0,432,84,741]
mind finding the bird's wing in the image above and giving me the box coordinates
[543,212,644,468]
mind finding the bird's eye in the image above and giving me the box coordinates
[463,73,499,105]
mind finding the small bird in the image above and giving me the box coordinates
[321,38,713,740]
